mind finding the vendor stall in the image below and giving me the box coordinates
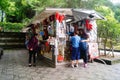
[30,8,105,67]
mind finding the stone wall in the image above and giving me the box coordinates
[0,32,26,49]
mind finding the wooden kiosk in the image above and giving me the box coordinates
[31,8,105,67]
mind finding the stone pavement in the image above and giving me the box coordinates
[0,49,120,80]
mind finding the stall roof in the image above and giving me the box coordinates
[32,8,73,24]
[72,9,105,21]
[32,8,105,24]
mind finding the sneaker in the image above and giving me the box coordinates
[33,64,36,67]
[71,64,74,68]
[84,63,87,68]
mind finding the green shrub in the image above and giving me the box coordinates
[0,22,24,32]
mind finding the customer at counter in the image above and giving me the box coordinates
[79,29,90,68]
[70,31,81,68]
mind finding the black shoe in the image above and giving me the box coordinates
[74,64,78,67]
[28,64,32,67]
[33,64,36,67]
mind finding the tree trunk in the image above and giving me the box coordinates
[97,37,101,56]
[103,38,107,56]
[110,41,114,57]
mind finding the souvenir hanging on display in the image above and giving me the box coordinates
[47,25,53,35]
[55,12,65,23]
[69,24,74,35]
[57,47,64,62]
[73,23,78,33]
[54,39,58,55]
[66,25,70,35]
[49,15,55,21]
[85,19,93,31]
[59,15,65,23]
[58,23,66,38]
[40,31,44,36]
[55,12,66,40]
[55,12,60,20]
[43,19,48,25]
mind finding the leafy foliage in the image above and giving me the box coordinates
[0,0,120,35]
[0,22,24,32]
[97,6,120,40]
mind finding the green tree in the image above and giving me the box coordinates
[97,6,120,56]
[113,5,120,22]
[0,0,11,22]
[5,0,35,22]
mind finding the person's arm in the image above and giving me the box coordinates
[81,33,90,42]
[81,38,89,42]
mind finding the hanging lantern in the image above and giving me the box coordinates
[59,15,65,23]
[55,12,60,20]
[85,19,92,31]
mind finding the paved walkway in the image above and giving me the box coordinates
[0,49,120,80]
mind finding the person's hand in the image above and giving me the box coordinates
[81,40,85,42]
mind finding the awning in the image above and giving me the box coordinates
[72,9,105,21]
[32,8,105,24]
[21,27,31,32]
[32,8,73,24]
